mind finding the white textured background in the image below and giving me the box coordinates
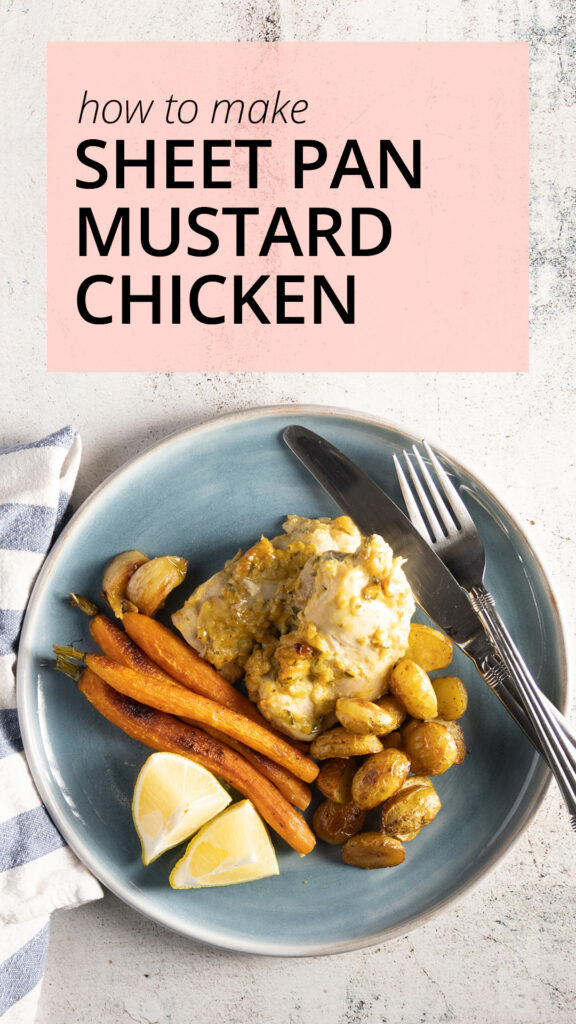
[1,1,575,1022]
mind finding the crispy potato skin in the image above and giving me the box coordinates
[312,800,366,845]
[389,659,438,720]
[435,718,467,764]
[402,721,458,776]
[351,749,411,809]
[374,695,407,730]
[310,727,383,760]
[78,669,315,855]
[398,775,433,792]
[405,624,453,673]
[335,695,406,736]
[380,783,441,838]
[342,833,405,869]
[432,677,468,720]
[316,758,357,804]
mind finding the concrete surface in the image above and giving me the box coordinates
[1,1,575,1022]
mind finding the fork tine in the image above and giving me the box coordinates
[392,454,430,541]
[402,451,445,542]
[411,446,456,535]
[422,441,476,529]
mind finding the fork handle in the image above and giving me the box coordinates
[469,586,576,747]
[464,632,556,759]
[469,585,576,826]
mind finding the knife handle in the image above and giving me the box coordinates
[468,586,576,826]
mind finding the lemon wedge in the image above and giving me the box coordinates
[132,752,231,865]
[169,799,279,888]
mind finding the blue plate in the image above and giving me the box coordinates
[17,406,569,955]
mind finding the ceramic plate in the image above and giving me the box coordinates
[17,406,568,955]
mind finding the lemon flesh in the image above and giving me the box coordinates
[132,752,231,865]
[169,799,279,888]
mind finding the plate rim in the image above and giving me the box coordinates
[17,403,571,956]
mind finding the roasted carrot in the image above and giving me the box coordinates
[78,669,315,855]
[200,725,312,811]
[89,614,177,685]
[122,613,308,752]
[122,612,257,709]
[89,615,311,810]
[84,653,319,784]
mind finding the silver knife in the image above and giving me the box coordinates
[283,424,546,754]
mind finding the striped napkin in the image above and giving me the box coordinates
[0,427,103,1023]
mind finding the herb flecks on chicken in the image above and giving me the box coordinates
[172,517,414,741]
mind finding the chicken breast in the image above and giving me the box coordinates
[172,516,414,739]
[245,534,414,739]
[171,516,361,680]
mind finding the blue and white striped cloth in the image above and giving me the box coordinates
[0,428,102,1023]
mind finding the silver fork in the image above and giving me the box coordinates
[394,441,576,828]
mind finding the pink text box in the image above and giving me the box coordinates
[47,42,528,371]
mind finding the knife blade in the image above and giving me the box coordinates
[282,424,546,753]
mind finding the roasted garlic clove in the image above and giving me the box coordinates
[125,556,188,617]
[102,550,149,618]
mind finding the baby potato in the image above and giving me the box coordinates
[432,676,468,720]
[374,695,407,731]
[435,718,467,764]
[398,774,433,792]
[351,749,411,809]
[316,758,357,804]
[390,660,438,720]
[335,698,387,735]
[312,800,366,845]
[310,727,383,760]
[388,774,434,840]
[342,833,405,869]
[402,721,458,775]
[381,783,441,837]
[394,829,420,842]
[335,695,405,736]
[406,623,453,672]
